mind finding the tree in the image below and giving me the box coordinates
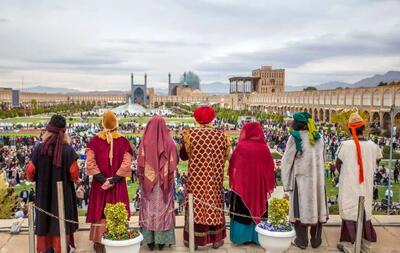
[0,173,16,218]
[377,82,388,87]
[180,71,200,89]
[303,86,317,91]
[31,99,38,109]
[331,109,370,136]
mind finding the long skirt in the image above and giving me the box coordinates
[183,214,226,246]
[230,220,259,245]
[37,234,75,253]
[183,223,226,246]
[89,219,106,244]
[141,228,175,245]
[340,219,377,243]
[139,181,175,245]
[229,192,266,245]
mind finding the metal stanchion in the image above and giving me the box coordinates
[188,193,195,253]
[28,202,35,253]
[354,196,365,253]
[57,181,67,253]
[387,105,395,215]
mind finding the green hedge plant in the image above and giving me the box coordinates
[103,202,139,240]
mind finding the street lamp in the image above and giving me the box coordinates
[387,104,395,214]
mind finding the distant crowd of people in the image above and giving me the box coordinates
[2,108,400,253]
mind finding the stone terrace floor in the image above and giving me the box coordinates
[0,215,400,253]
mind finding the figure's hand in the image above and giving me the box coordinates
[101,178,114,190]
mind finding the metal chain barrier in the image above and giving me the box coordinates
[192,196,269,221]
[192,195,374,221]
[29,196,399,237]
[31,200,186,227]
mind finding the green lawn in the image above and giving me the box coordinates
[0,132,39,137]
[12,160,400,216]
[1,117,49,124]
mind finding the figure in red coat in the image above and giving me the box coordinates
[86,111,133,253]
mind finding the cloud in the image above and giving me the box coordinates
[106,38,209,48]
[194,32,400,77]
[30,57,124,66]
[0,0,399,88]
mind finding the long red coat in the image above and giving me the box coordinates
[86,136,133,223]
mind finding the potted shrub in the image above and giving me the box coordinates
[255,198,295,253]
[101,202,143,253]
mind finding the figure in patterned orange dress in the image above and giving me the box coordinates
[180,106,230,249]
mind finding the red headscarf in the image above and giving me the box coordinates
[137,116,178,201]
[194,106,216,125]
[348,119,366,184]
[228,122,276,224]
[41,124,66,168]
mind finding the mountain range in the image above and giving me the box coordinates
[285,81,351,91]
[24,86,127,94]
[24,86,81,93]
[22,70,400,94]
[201,82,230,95]
[286,70,400,91]
[352,71,400,88]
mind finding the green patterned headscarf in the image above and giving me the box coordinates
[290,112,321,154]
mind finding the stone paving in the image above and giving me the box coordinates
[0,213,399,253]
[1,226,400,253]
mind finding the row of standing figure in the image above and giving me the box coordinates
[24,108,381,253]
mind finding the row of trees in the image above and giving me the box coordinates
[331,109,370,136]
[377,81,400,87]
[0,103,95,119]
[255,112,285,123]
[215,108,285,124]
[172,104,286,125]
[215,108,252,124]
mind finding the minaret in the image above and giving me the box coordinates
[168,72,171,85]
[144,72,147,103]
[130,73,134,104]
[183,72,187,85]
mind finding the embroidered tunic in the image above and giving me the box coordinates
[181,127,230,225]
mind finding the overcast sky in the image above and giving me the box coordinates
[0,0,399,91]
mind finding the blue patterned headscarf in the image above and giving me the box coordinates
[290,112,321,154]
